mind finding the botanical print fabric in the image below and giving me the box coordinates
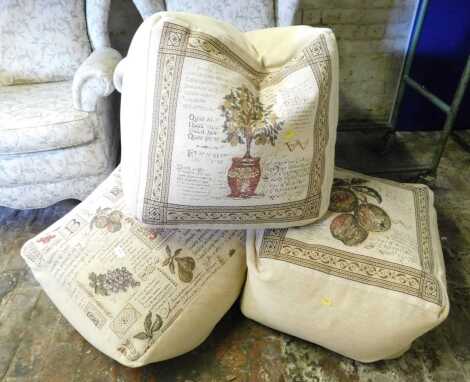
[164,0,275,31]
[0,95,118,209]
[241,168,449,362]
[72,47,123,112]
[0,0,91,85]
[0,82,95,154]
[118,12,339,229]
[0,173,109,210]
[21,167,247,366]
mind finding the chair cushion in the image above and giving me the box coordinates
[0,82,96,155]
[21,167,246,366]
[118,12,339,229]
[0,0,91,85]
[241,168,449,362]
[165,0,275,31]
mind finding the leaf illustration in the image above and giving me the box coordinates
[174,248,183,257]
[229,249,236,257]
[165,245,171,257]
[351,186,382,204]
[169,261,175,275]
[151,314,163,333]
[144,311,152,334]
[133,332,150,340]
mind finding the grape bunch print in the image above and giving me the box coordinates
[329,177,391,246]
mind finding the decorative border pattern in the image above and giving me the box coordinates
[142,22,333,225]
[259,182,443,306]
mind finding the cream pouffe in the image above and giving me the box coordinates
[21,167,246,367]
[241,168,449,362]
[115,12,339,229]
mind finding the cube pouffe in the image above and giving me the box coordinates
[241,168,449,362]
[21,167,247,367]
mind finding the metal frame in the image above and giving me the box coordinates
[386,0,470,179]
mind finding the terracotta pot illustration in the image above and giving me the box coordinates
[227,156,261,198]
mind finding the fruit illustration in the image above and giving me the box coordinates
[330,214,368,246]
[355,203,391,232]
[90,207,124,233]
[329,188,358,212]
[328,178,391,246]
[162,246,196,283]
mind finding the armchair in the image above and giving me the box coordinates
[0,0,122,209]
[130,0,301,30]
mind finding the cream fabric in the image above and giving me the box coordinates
[117,12,338,229]
[21,167,247,366]
[0,0,91,85]
[241,168,449,362]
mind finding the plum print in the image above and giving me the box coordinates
[329,178,391,246]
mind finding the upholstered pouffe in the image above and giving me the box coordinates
[241,168,449,362]
[115,12,339,230]
[21,167,246,367]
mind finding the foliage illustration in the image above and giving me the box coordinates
[220,85,284,158]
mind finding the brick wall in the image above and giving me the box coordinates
[300,0,418,124]
[109,0,418,125]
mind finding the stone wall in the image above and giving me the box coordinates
[109,0,418,125]
[300,0,418,125]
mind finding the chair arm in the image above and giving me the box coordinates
[73,47,122,112]
[113,57,128,93]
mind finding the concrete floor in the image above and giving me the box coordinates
[1,131,470,381]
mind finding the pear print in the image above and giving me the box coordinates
[162,246,196,283]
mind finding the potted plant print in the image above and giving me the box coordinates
[220,85,284,198]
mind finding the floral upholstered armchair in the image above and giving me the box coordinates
[131,0,301,30]
[0,0,122,209]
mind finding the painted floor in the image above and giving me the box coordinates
[1,131,470,381]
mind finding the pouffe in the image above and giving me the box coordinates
[115,12,339,230]
[21,167,247,367]
[241,168,449,362]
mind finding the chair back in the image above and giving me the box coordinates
[0,0,91,85]
[131,0,304,31]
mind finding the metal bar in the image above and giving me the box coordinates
[404,76,451,114]
[430,56,470,173]
[390,0,430,130]
[452,131,470,153]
